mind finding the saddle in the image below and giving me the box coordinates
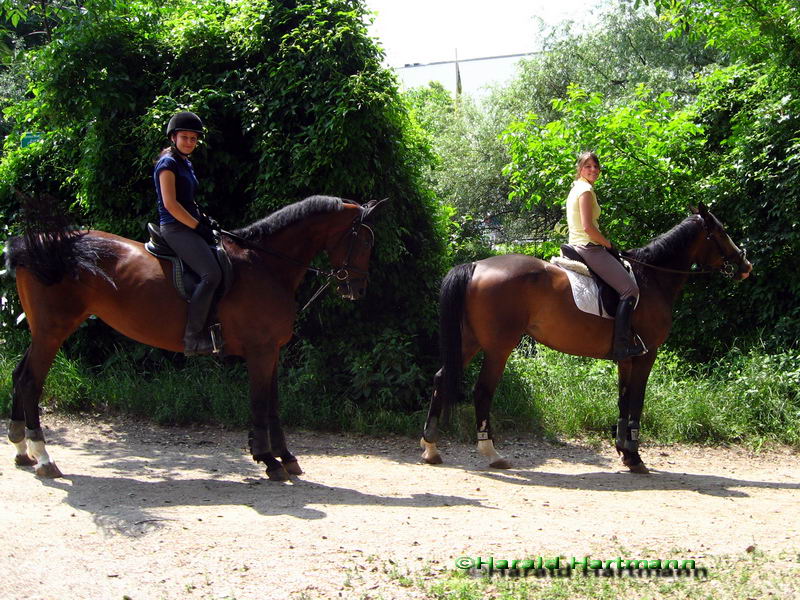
[144,223,234,303]
[551,244,637,318]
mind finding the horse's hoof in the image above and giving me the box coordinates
[35,462,63,478]
[266,466,290,482]
[422,453,443,465]
[490,458,513,469]
[420,438,443,465]
[282,460,303,476]
[15,454,36,467]
[627,462,650,474]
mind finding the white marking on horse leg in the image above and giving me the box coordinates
[27,439,52,466]
[477,439,501,461]
[420,438,443,464]
[12,438,28,457]
[477,439,512,469]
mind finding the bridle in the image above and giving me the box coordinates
[302,216,375,311]
[621,219,748,279]
[219,208,375,312]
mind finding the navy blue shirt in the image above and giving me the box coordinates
[153,153,201,225]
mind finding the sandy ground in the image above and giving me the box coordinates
[1,413,799,600]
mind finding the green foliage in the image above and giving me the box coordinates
[500,1,719,118]
[503,84,705,249]
[473,343,800,447]
[649,0,800,68]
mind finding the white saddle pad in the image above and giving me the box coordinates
[550,256,638,319]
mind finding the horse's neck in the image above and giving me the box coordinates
[639,220,706,304]
[251,213,348,290]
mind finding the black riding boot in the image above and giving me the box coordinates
[183,280,221,356]
[611,297,647,361]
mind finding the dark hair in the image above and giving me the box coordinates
[155,144,184,164]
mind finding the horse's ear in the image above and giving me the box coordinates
[693,202,717,231]
[362,197,389,220]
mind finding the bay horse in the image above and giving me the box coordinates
[421,204,752,473]
[5,195,384,481]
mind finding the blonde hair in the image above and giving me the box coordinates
[574,151,600,180]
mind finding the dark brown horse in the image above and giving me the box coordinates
[421,204,752,473]
[6,195,384,481]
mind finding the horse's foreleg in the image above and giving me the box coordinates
[616,351,657,474]
[246,348,291,481]
[420,368,444,465]
[474,350,513,469]
[266,360,302,476]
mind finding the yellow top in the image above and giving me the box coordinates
[566,177,600,245]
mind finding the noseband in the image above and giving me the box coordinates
[704,230,748,278]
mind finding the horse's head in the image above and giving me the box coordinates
[693,203,753,280]
[326,198,387,300]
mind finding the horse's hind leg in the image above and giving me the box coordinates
[9,348,36,466]
[474,348,514,469]
[420,368,444,464]
[9,337,70,478]
[420,338,480,465]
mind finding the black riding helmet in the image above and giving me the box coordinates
[166,111,204,139]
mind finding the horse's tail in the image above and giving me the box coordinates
[438,261,476,423]
[6,194,115,286]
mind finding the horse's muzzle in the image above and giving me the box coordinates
[736,258,753,280]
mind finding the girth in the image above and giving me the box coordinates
[144,223,234,302]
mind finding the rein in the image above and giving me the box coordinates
[620,253,721,276]
[621,230,748,279]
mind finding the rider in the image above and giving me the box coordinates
[153,111,222,356]
[565,151,647,361]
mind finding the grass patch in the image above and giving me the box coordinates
[1,325,798,449]
[413,551,800,600]
[478,340,800,448]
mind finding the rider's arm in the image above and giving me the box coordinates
[578,191,612,248]
[159,170,201,229]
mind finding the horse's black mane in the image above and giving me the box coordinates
[234,195,351,241]
[629,214,702,268]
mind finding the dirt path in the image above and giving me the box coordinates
[1,414,799,599]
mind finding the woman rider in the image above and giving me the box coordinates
[153,111,222,356]
[565,151,647,361]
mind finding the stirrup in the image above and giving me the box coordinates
[612,334,648,361]
[209,323,224,354]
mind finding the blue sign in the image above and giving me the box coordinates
[21,132,43,147]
